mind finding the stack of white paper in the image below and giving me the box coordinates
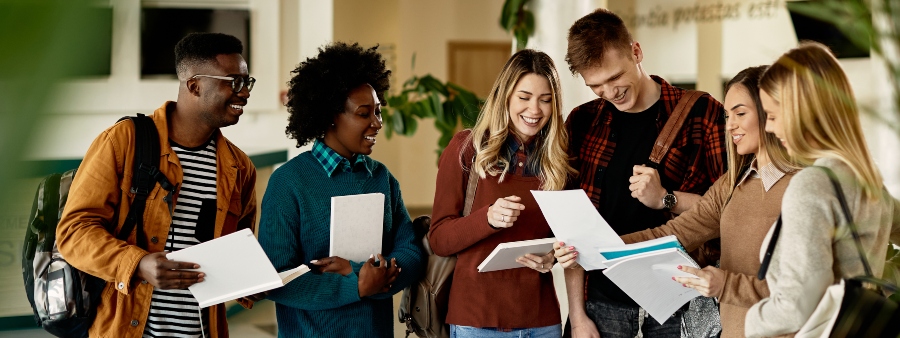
[601,244,701,324]
[330,193,385,262]
[530,190,623,270]
[477,238,556,272]
[166,228,309,308]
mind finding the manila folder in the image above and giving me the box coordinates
[330,193,385,262]
[166,228,309,308]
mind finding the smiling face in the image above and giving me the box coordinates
[723,84,761,156]
[195,53,250,128]
[760,89,789,154]
[507,73,553,143]
[323,83,383,158]
[579,44,647,112]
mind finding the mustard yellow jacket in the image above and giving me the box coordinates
[56,102,258,338]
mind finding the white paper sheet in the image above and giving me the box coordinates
[166,229,309,308]
[602,248,701,324]
[531,189,623,270]
[330,193,385,262]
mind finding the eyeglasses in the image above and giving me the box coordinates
[191,74,256,93]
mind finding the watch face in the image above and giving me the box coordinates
[664,194,677,209]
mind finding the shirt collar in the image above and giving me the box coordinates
[311,139,372,177]
[505,133,537,154]
[737,158,787,192]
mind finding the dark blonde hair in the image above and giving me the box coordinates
[760,42,882,199]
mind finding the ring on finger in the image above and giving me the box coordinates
[502,215,506,222]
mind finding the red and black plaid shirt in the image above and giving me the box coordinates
[566,75,727,208]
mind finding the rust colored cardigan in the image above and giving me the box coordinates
[428,131,560,329]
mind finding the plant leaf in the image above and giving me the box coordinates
[429,92,445,124]
[419,75,449,96]
[381,109,395,138]
[404,113,418,135]
[391,108,405,134]
[523,10,536,37]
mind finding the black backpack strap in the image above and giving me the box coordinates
[116,114,175,250]
[818,166,874,277]
[757,215,782,280]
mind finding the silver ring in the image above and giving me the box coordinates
[541,264,544,269]
[502,215,506,222]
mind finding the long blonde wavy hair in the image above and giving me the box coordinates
[465,49,576,190]
[759,42,883,199]
[722,65,801,197]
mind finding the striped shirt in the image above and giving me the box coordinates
[737,158,787,192]
[143,138,218,338]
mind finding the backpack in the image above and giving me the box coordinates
[398,158,478,338]
[22,114,175,338]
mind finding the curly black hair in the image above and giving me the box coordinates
[174,33,243,79]
[285,42,391,148]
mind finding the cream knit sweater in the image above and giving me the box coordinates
[745,157,900,337]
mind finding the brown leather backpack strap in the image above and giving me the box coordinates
[648,90,704,166]
[462,156,479,216]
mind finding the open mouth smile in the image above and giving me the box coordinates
[610,90,626,103]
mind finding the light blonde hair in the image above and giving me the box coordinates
[723,66,801,197]
[759,42,883,199]
[465,49,576,190]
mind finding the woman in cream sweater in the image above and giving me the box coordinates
[744,42,900,337]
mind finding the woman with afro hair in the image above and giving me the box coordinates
[258,42,426,338]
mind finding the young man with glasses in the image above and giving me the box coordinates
[56,32,260,338]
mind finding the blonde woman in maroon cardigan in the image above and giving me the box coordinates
[429,49,577,338]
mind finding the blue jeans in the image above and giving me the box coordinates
[451,324,562,338]
[564,299,684,338]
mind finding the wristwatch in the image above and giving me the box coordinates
[662,189,677,210]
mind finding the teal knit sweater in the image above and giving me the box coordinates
[258,151,425,338]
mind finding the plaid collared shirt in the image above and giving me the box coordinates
[503,134,540,177]
[311,139,371,177]
[566,75,727,208]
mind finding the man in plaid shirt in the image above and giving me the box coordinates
[558,8,727,338]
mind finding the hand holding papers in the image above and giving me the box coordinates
[477,238,556,272]
[597,236,701,324]
[531,190,623,270]
[330,193,385,262]
[166,229,309,308]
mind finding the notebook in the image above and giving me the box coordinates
[329,193,385,262]
[166,228,309,308]
[477,238,556,272]
[601,245,701,324]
